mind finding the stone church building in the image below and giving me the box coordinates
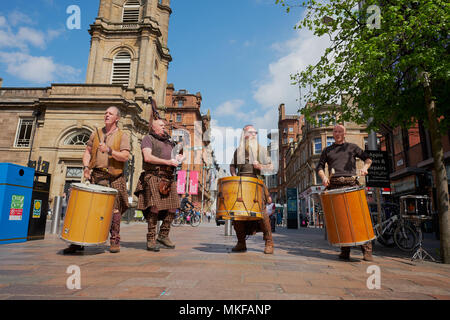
[0,0,176,201]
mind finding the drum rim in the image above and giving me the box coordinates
[330,237,375,247]
[320,186,364,195]
[59,235,107,247]
[217,210,263,215]
[71,182,118,195]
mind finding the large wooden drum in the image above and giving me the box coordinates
[320,186,375,247]
[60,183,118,246]
[216,176,265,221]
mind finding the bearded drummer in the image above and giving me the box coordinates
[229,125,274,254]
[316,124,373,261]
[63,106,130,254]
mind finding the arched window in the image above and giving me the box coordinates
[64,129,92,146]
[111,51,131,86]
[123,1,140,24]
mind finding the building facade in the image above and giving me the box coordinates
[380,122,450,214]
[161,84,215,212]
[270,103,303,204]
[0,0,173,203]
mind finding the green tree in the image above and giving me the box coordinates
[277,0,449,262]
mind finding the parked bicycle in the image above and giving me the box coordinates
[373,214,418,252]
[172,208,201,227]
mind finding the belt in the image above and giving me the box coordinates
[94,167,109,173]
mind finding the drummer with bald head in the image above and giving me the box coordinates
[134,118,183,252]
[229,124,274,254]
[316,124,373,261]
[63,106,131,254]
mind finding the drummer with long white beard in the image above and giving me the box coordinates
[229,125,274,254]
[317,124,373,261]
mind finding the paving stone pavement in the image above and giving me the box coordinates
[0,221,448,300]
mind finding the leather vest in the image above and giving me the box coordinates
[89,127,125,177]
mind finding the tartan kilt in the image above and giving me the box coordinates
[90,169,129,214]
[134,171,180,211]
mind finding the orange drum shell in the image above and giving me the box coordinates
[60,185,117,246]
[320,187,375,247]
[216,176,264,221]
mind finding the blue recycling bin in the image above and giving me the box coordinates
[0,163,35,244]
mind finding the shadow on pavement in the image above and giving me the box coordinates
[272,226,442,262]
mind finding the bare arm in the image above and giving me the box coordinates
[143,148,178,167]
[318,169,329,187]
[360,158,372,176]
[82,146,92,180]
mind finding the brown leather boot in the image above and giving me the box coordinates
[362,242,373,261]
[157,236,175,249]
[262,214,274,254]
[264,239,274,254]
[232,221,247,252]
[147,240,160,252]
[339,247,351,260]
[109,244,120,253]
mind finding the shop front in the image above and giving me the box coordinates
[299,185,325,228]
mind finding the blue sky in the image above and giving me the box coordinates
[0,0,330,165]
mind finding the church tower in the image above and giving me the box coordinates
[85,0,172,120]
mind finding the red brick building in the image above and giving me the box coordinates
[270,103,303,204]
[161,84,214,211]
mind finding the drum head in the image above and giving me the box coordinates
[321,186,364,195]
[71,183,118,195]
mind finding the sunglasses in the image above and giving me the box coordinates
[247,131,258,135]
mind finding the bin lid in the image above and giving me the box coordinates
[0,163,35,187]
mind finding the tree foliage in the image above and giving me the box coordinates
[277,0,449,133]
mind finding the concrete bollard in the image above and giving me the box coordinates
[224,220,233,236]
[50,196,62,235]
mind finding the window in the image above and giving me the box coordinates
[14,118,34,148]
[66,167,83,179]
[289,138,294,143]
[172,129,188,143]
[314,138,322,154]
[178,100,183,107]
[122,1,140,24]
[176,114,182,122]
[315,172,322,185]
[327,137,335,147]
[64,130,91,146]
[289,127,293,132]
[111,51,131,86]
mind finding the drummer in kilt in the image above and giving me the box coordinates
[229,125,274,254]
[134,118,183,252]
[316,124,373,261]
[63,106,130,254]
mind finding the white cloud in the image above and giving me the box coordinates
[16,27,46,49]
[0,16,7,28]
[214,99,246,117]
[8,11,34,26]
[210,21,331,153]
[0,51,81,84]
[252,27,331,116]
